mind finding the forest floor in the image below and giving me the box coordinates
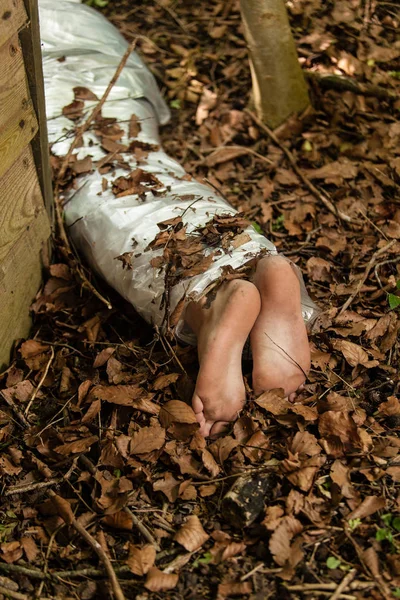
[1,0,400,599]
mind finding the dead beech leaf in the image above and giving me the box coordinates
[330,460,358,499]
[152,373,180,390]
[54,435,99,456]
[159,400,197,428]
[103,511,133,531]
[73,86,99,101]
[153,472,180,502]
[378,396,400,416]
[174,515,209,551]
[347,496,386,521]
[19,340,49,370]
[290,431,321,457]
[205,146,248,167]
[145,567,178,592]
[126,543,156,575]
[196,88,217,126]
[201,449,220,477]
[131,426,165,455]
[217,582,252,598]
[306,257,332,282]
[208,436,238,465]
[318,411,359,448]
[81,399,101,424]
[0,541,23,564]
[51,494,74,525]
[255,388,289,415]
[21,536,39,562]
[93,347,115,368]
[269,515,303,567]
[90,384,144,405]
[332,339,378,368]
[129,114,142,138]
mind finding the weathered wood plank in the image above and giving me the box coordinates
[0,146,46,263]
[20,0,54,222]
[0,0,27,47]
[0,205,50,368]
[0,34,38,180]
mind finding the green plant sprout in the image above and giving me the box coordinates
[388,281,400,310]
[85,0,109,7]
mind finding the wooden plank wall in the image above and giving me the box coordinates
[0,0,52,368]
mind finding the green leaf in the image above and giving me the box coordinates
[170,99,181,109]
[388,294,400,310]
[393,588,400,598]
[326,556,341,569]
[348,518,361,531]
[397,280,400,290]
[376,528,388,541]
[252,222,263,235]
[302,140,312,152]
[381,513,392,527]
[392,517,400,532]
[193,551,213,567]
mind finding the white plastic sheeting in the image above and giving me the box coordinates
[39,0,318,344]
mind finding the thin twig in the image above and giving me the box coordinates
[0,563,47,581]
[201,144,273,167]
[4,479,61,497]
[244,109,355,224]
[304,70,397,101]
[0,585,29,600]
[25,346,55,416]
[123,507,160,551]
[0,390,30,429]
[54,40,138,312]
[57,39,137,182]
[330,569,357,600]
[48,491,126,600]
[339,239,396,314]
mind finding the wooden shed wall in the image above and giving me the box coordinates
[0,0,52,369]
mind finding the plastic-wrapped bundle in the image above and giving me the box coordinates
[39,0,318,343]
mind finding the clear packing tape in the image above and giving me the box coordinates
[39,0,319,344]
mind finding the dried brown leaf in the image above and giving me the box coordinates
[126,543,156,575]
[159,400,197,428]
[130,426,165,455]
[174,515,209,551]
[145,567,178,592]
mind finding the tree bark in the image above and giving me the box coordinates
[240,0,310,129]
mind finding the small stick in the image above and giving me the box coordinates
[48,491,126,600]
[0,585,29,600]
[244,109,354,224]
[0,564,47,581]
[304,71,397,101]
[339,239,396,314]
[25,346,55,416]
[54,40,138,312]
[123,507,160,551]
[0,390,30,429]
[57,39,137,182]
[4,479,61,497]
[330,569,357,600]
[52,566,132,579]
[201,145,273,167]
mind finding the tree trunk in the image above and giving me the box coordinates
[240,0,310,129]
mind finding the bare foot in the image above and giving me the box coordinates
[185,280,261,437]
[250,256,311,397]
